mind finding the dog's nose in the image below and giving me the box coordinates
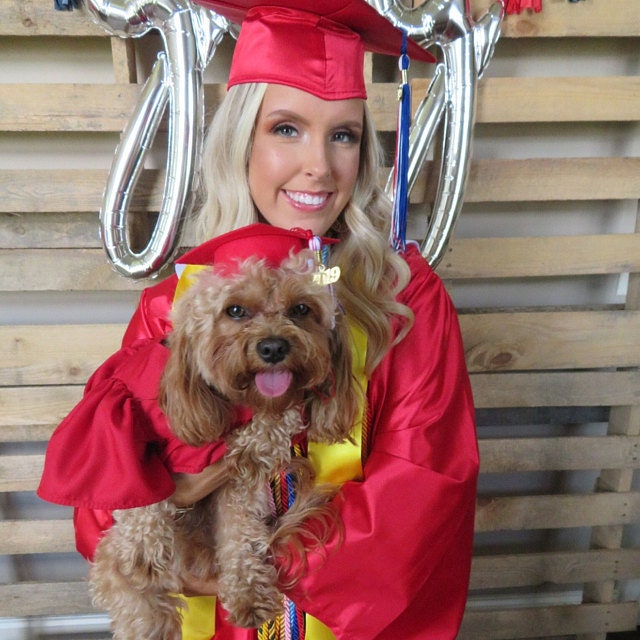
[256,337,290,364]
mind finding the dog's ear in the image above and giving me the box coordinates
[306,314,359,444]
[159,327,233,446]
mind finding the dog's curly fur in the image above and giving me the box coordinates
[89,250,358,639]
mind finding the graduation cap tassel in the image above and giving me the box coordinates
[390,30,411,253]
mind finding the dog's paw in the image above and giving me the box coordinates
[228,596,283,629]
[220,580,283,629]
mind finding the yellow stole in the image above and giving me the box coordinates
[179,322,367,639]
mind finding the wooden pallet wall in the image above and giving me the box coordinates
[1,1,639,638]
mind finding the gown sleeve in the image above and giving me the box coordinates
[36,339,212,510]
[122,274,177,346]
[36,341,174,509]
[282,248,479,640]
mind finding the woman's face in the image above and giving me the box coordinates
[248,84,364,236]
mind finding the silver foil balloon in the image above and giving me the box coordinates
[371,0,503,268]
[85,0,234,278]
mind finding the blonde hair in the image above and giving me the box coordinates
[193,83,413,374]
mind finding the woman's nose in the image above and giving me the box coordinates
[304,139,331,178]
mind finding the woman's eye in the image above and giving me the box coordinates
[333,130,359,144]
[273,124,298,137]
[226,305,247,319]
[288,303,310,318]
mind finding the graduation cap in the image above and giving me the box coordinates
[192,0,435,100]
[173,223,339,301]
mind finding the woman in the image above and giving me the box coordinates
[39,1,478,638]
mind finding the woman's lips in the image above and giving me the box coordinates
[284,190,331,209]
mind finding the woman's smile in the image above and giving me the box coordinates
[283,190,332,209]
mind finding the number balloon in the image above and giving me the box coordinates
[85,0,234,278]
[370,0,503,267]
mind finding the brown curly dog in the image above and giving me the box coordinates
[89,249,358,639]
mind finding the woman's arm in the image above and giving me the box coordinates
[171,460,230,597]
[170,458,229,507]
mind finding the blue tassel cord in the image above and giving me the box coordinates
[390,31,411,253]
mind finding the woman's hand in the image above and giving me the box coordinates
[171,461,228,597]
[170,459,229,507]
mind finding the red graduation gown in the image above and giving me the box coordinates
[38,245,478,639]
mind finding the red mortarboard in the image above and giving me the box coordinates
[176,223,336,267]
[192,0,435,100]
[173,224,338,301]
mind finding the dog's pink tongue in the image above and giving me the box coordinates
[254,370,293,398]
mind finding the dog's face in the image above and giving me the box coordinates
[160,250,356,446]
[181,251,335,410]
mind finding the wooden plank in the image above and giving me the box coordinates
[0,582,95,617]
[3,0,636,38]
[479,436,640,474]
[3,233,639,291]
[4,582,635,630]
[0,212,103,250]
[458,602,638,639]
[0,0,640,38]
[0,520,75,555]
[0,454,44,492]
[0,84,140,132]
[476,76,640,123]
[37,431,640,492]
[3,78,636,134]
[410,77,640,124]
[471,370,640,409]
[580,259,640,629]
[0,0,107,37]
[439,234,640,280]
[9,436,640,492]
[0,169,163,214]
[111,37,137,85]
[470,548,640,590]
[0,324,123,386]
[3,158,638,218]
[0,386,83,427]
[5,308,639,388]
[475,492,640,533]
[1,372,637,427]
[471,0,640,38]
[473,76,640,124]
[461,310,640,372]
[0,423,56,443]
[0,83,227,132]
[413,157,640,204]
[0,249,149,292]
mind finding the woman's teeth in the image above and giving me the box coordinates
[286,191,327,206]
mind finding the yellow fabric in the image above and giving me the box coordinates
[179,595,218,640]
[174,264,210,303]
[180,597,336,640]
[307,321,367,484]
[305,615,336,639]
[179,321,368,639]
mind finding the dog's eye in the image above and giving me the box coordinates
[226,304,248,319]
[288,303,310,318]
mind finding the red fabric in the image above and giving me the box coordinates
[193,0,435,100]
[37,338,229,510]
[175,223,338,273]
[39,244,477,639]
[504,0,542,14]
